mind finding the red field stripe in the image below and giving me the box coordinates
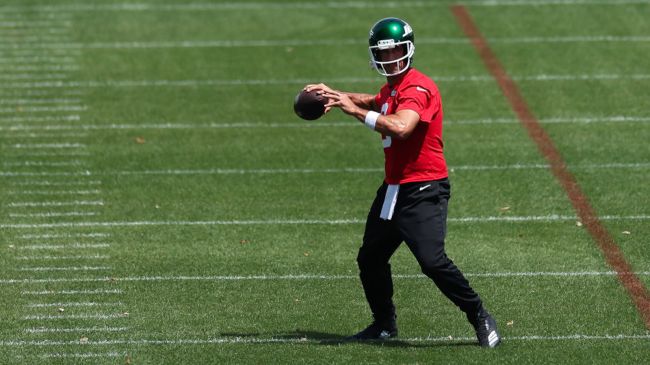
[451,5,650,330]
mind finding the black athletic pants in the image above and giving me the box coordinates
[357,178,482,322]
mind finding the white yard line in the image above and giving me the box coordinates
[7,39,372,49]
[1,64,78,72]
[26,327,128,333]
[488,35,650,43]
[2,162,647,179]
[467,0,650,5]
[22,313,128,321]
[0,27,70,42]
[3,152,91,158]
[17,243,111,250]
[1,271,649,285]
[0,18,72,26]
[26,302,123,308]
[0,97,81,104]
[112,167,385,175]
[1,334,649,348]
[2,115,648,133]
[0,2,436,13]
[10,209,105,218]
[0,171,93,177]
[7,190,102,195]
[2,73,650,90]
[11,181,101,187]
[3,133,89,139]
[0,105,86,113]
[11,142,86,149]
[56,163,650,175]
[19,232,109,239]
[1,35,649,51]
[38,352,125,359]
[18,266,112,272]
[0,12,71,19]
[0,56,76,64]
[0,121,361,131]
[0,89,82,96]
[455,115,650,125]
[0,73,69,81]
[0,20,70,28]
[21,289,123,295]
[0,114,80,123]
[0,49,77,58]
[3,34,70,41]
[8,201,104,207]
[16,255,111,260]
[0,77,400,89]
[449,162,650,171]
[3,161,84,167]
[1,36,71,43]
[0,0,648,12]
[1,214,649,230]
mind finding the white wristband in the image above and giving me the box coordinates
[364,111,380,130]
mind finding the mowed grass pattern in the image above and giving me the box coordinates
[1,1,649,364]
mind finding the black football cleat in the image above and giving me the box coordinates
[346,318,398,341]
[468,309,501,348]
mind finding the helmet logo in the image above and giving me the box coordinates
[403,24,413,37]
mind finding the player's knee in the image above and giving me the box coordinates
[356,247,372,269]
[419,254,453,276]
[356,246,387,271]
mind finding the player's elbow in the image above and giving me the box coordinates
[390,123,415,140]
[385,114,417,140]
[393,129,412,140]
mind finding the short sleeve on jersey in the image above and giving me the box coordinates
[396,85,436,123]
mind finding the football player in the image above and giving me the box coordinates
[305,17,501,348]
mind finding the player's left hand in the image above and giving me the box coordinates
[304,83,336,113]
[322,91,358,116]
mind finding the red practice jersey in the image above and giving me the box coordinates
[373,68,448,184]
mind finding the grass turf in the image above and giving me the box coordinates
[1,1,649,364]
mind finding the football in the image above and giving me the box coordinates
[293,89,326,120]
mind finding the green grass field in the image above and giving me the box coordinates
[1,0,649,363]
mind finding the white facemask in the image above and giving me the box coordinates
[369,40,415,76]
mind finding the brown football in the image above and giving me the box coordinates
[293,89,325,120]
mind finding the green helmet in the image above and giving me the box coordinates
[368,17,415,76]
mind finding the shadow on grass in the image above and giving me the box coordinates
[222,329,477,348]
